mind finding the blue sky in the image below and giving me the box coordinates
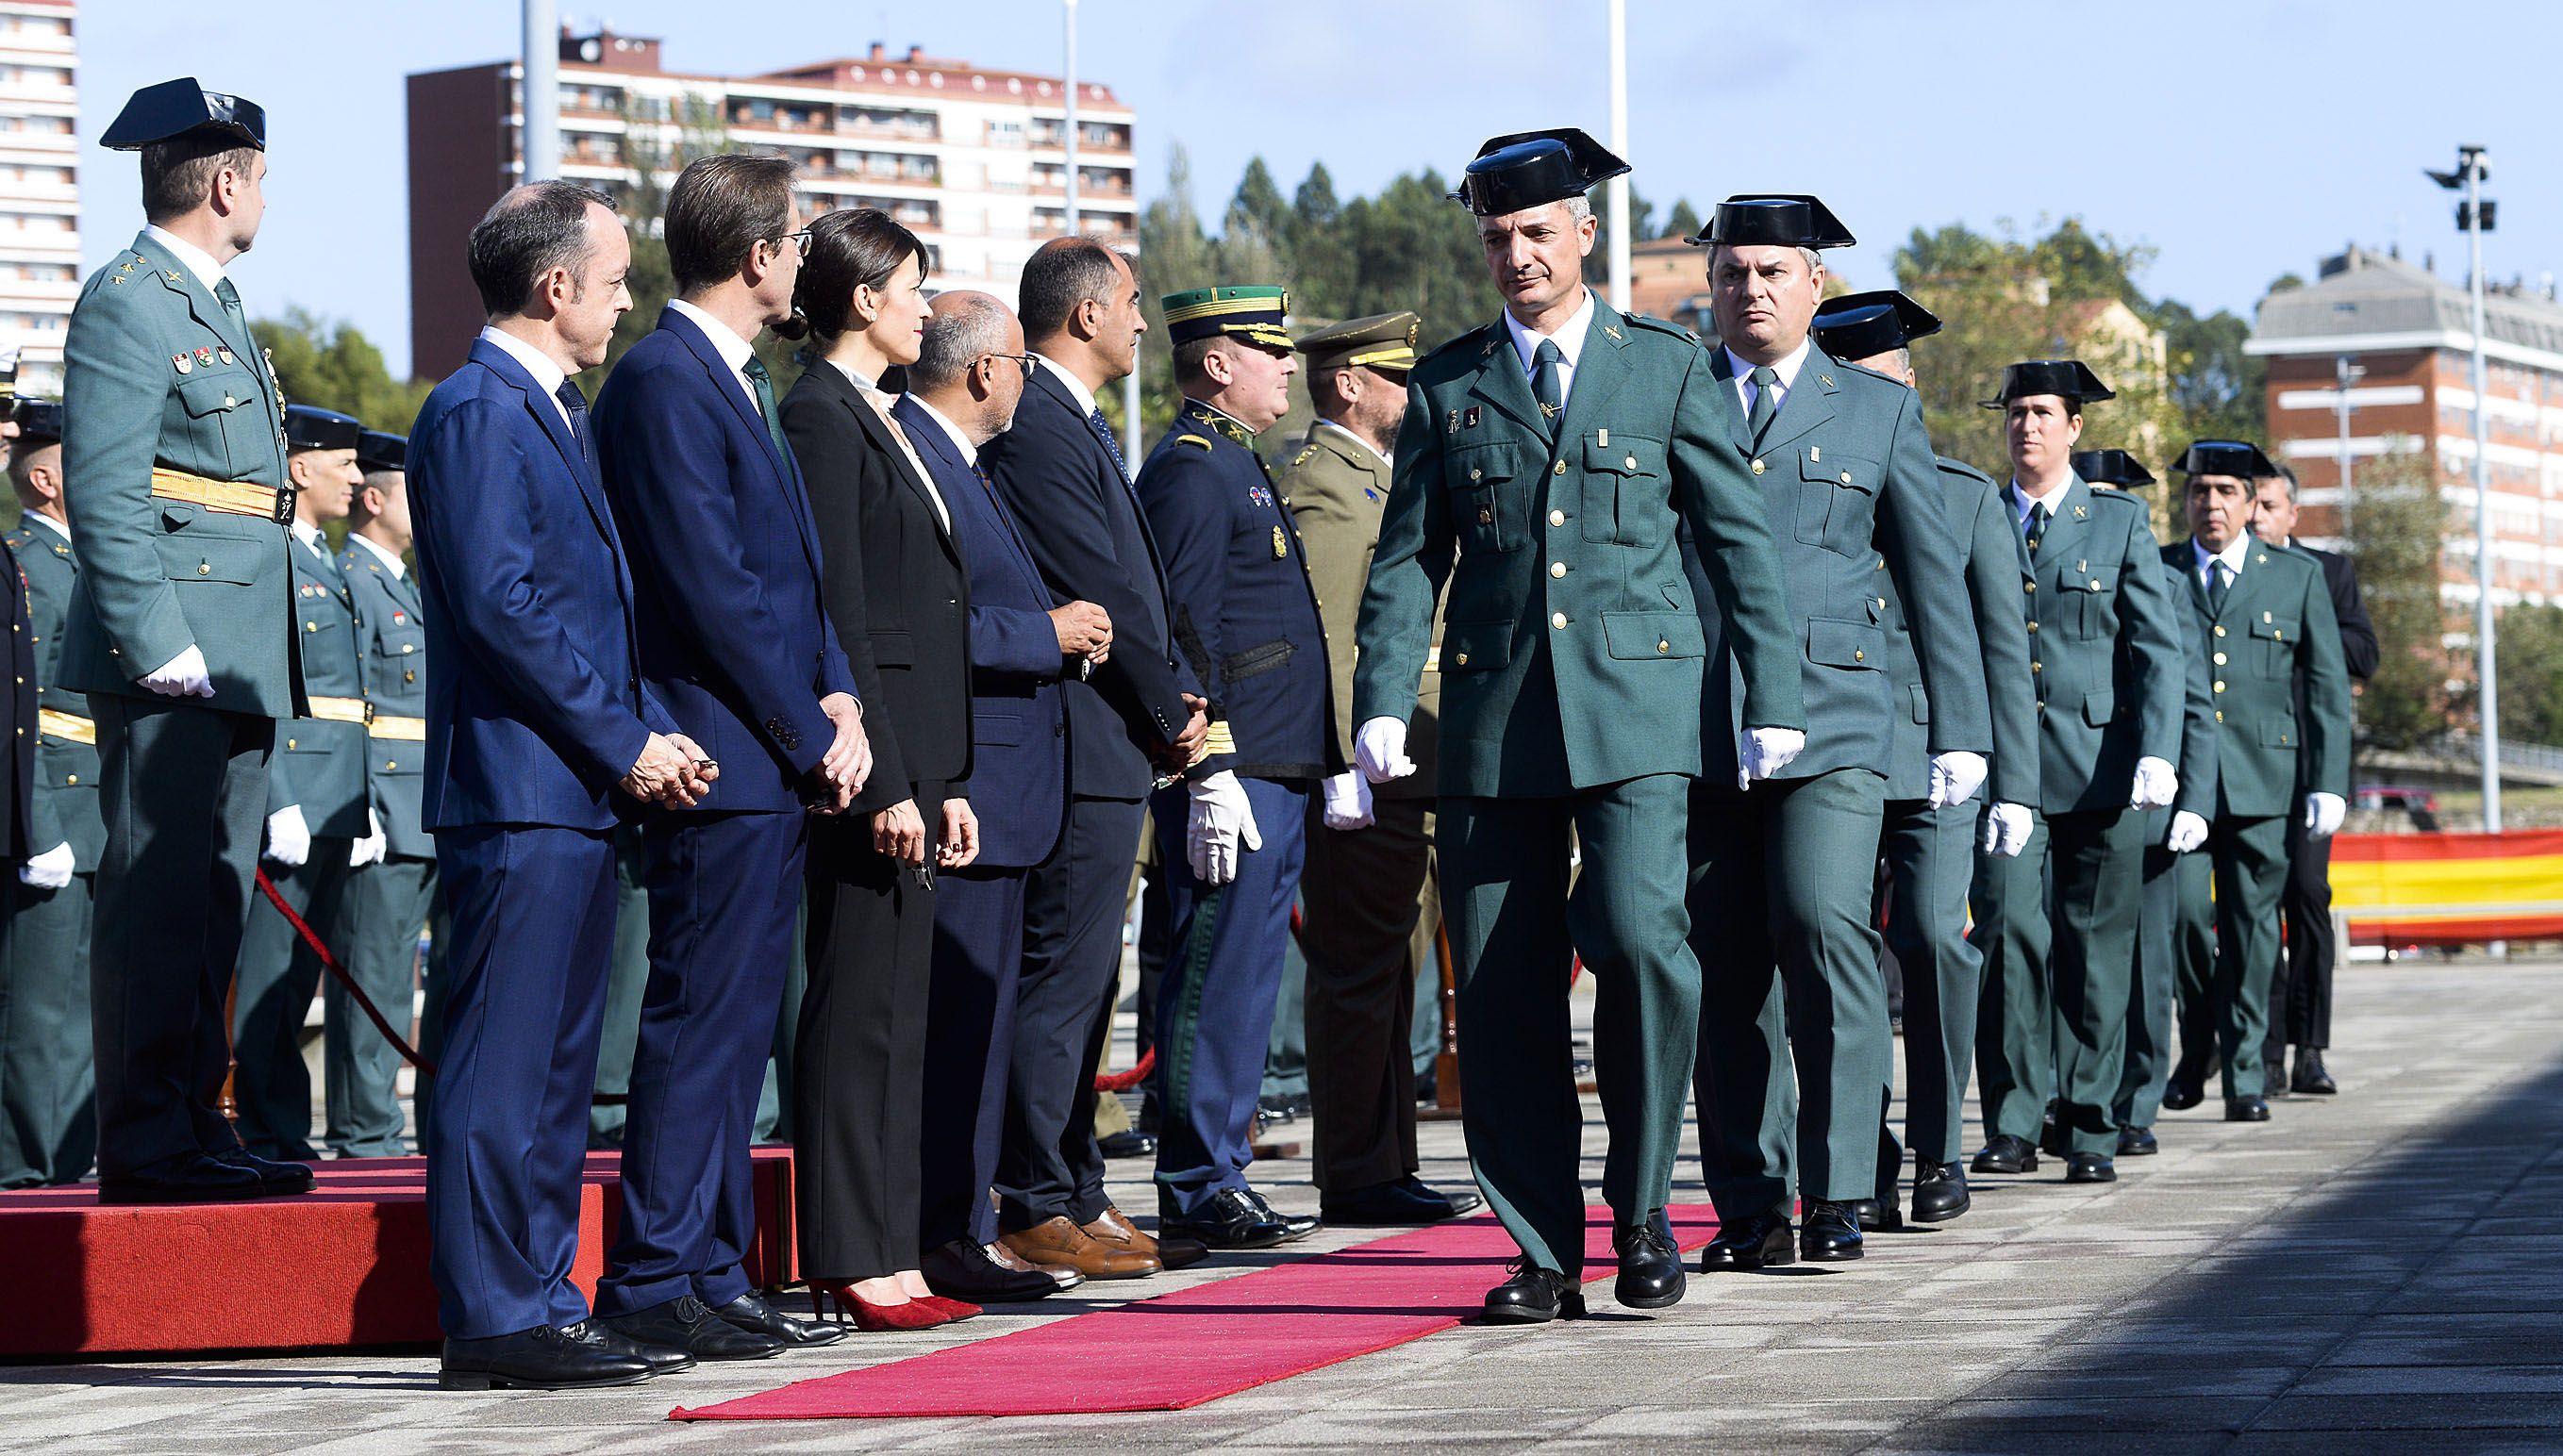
[79,0,2560,377]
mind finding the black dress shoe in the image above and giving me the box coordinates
[1255,1093,1310,1122]
[1699,1209,1794,1271]
[921,1238,1062,1303]
[1242,1188,1321,1241]
[213,1146,317,1196]
[1322,1178,1469,1225]
[1611,1210,1685,1311]
[2265,1060,2291,1099]
[1483,1263,1585,1325]
[1910,1161,1971,1222]
[1972,1133,2039,1175]
[1849,1196,1904,1233]
[2161,1070,2205,1111]
[2224,1095,2271,1122]
[574,1319,694,1375]
[2038,1100,2067,1158]
[1408,1176,1483,1216]
[441,1324,655,1390]
[598,1296,784,1361]
[2116,1125,2158,1157]
[1799,1200,1864,1262]
[97,1152,266,1205]
[1097,1130,1157,1159]
[2064,1151,2117,1183]
[714,1290,846,1346]
[1160,1188,1290,1249]
[2291,1049,2338,1095]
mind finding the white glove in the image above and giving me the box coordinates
[263,804,311,869]
[1186,770,1261,885]
[2304,791,2346,839]
[1981,802,2033,858]
[349,808,388,868]
[1738,726,1807,789]
[1927,751,1989,809]
[140,644,215,699]
[1355,716,1415,785]
[18,840,73,889]
[2130,754,2179,810]
[1321,769,1374,831]
[2167,809,2209,853]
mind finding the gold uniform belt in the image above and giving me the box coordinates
[370,714,426,742]
[307,695,373,725]
[149,467,296,525]
[37,707,93,745]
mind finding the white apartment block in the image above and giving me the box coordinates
[0,0,76,396]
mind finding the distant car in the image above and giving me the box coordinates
[2355,785,2438,813]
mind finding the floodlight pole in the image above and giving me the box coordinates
[1606,0,1630,311]
[523,0,558,182]
[2460,147,2500,834]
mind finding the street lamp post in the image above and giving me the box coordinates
[522,0,558,183]
[2335,354,2363,540]
[1606,0,1629,312]
[2428,146,2499,833]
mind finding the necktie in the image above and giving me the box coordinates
[1746,364,1783,447]
[974,462,1007,522]
[2207,559,2231,614]
[742,356,791,463]
[214,276,244,321]
[555,379,595,471]
[2024,502,2049,555]
[1088,407,1131,482]
[1532,339,1565,439]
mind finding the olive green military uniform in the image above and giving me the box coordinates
[232,527,371,1160]
[1686,347,1989,1218]
[2120,533,2217,1133]
[0,513,102,1186]
[63,230,298,1183]
[1354,292,1803,1276]
[2162,534,2349,1103]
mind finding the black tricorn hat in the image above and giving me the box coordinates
[1981,359,2114,409]
[1685,194,1856,250]
[2072,448,2155,488]
[357,430,408,474]
[102,77,267,153]
[1451,128,1630,216]
[2171,439,2281,479]
[1811,290,1940,360]
[10,399,62,445]
[284,404,362,454]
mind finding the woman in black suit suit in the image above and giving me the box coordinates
[779,207,982,1330]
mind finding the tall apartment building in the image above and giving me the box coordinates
[408,29,1136,378]
[0,0,77,395]
[2250,245,2563,608]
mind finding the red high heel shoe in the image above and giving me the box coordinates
[812,1283,950,1332]
[914,1296,981,1322]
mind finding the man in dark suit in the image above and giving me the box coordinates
[593,155,863,1360]
[412,180,715,1391]
[2250,465,2376,1095]
[895,290,1098,1301]
[982,238,1207,1278]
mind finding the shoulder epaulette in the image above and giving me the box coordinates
[1837,358,1901,386]
[1419,323,1499,366]
[1933,455,1997,488]
[1624,312,1703,345]
[2089,485,2145,509]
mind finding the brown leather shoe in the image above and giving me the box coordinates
[1086,1206,1208,1271]
[985,1238,1085,1290]
[999,1216,1159,1280]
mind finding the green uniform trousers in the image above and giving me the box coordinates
[1876,797,1984,1172]
[1441,774,1696,1277]
[2174,813,2289,1101]
[230,840,355,1161]
[1302,794,1433,1193]
[2120,840,2210,1130]
[0,870,95,1186]
[1974,806,2143,1155]
[586,826,655,1147]
[324,854,437,1157]
[1692,768,1891,1216]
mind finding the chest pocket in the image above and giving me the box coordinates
[2250,612,2299,677]
[2063,564,2118,638]
[175,368,269,476]
[1445,442,1525,554]
[1794,449,1879,559]
[374,622,426,687]
[1578,434,1666,547]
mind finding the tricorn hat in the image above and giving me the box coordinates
[284,404,362,454]
[1982,359,2114,409]
[1811,290,1940,361]
[1452,128,1629,217]
[10,399,63,446]
[102,77,267,152]
[357,430,408,474]
[2170,439,2281,479]
[1686,194,1856,250]
[2071,448,2155,488]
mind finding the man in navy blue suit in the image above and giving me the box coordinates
[982,239,1208,1279]
[411,181,716,1391]
[895,290,1108,1301]
[591,155,867,1359]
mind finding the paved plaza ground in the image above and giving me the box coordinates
[5,951,2559,1454]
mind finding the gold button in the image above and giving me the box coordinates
[1657,639,1671,654]
[2031,661,2041,673]
[2213,652,2227,666]
[1839,472,1853,484]
[2026,538,2039,550]
[1469,468,1481,480]
[2273,629,2283,640]
[2213,680,2226,694]
[2280,735,2290,745]
[2216,709,2225,722]
[387,760,398,770]
[402,643,415,654]
[2026,621,2039,634]
[224,395,236,407]
[1875,559,1885,571]
[1625,455,1639,471]
[2090,579,2103,590]
[197,564,210,575]
[1553,461,1567,476]
[307,621,318,632]
[1854,648,1865,661]
[1550,562,1567,578]
[1478,508,1494,525]
[287,737,297,750]
[405,671,415,683]
[2214,624,2227,638]
[65,774,76,786]
[1549,509,1566,526]
[1551,612,1568,629]
[2037,700,2046,712]
[1454,653,1468,667]
[2024,582,2037,593]
[1751,458,1766,475]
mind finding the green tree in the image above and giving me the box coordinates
[597,94,735,385]
[1227,156,1290,263]
[2155,299,2265,444]
[2495,604,2563,746]
[2346,440,2455,753]
[1583,188,1656,285]
[256,306,434,437]
[1287,162,1355,317]
[1661,197,1702,240]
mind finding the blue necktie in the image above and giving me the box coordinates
[556,380,596,472]
[1088,407,1131,482]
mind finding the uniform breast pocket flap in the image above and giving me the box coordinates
[1445,444,1524,553]
[2082,691,2118,727]
[1602,610,1703,661]
[175,370,258,419]
[1796,451,1880,557]
[155,532,261,585]
[1806,616,1885,671]
[1581,434,1666,546]
[375,627,425,661]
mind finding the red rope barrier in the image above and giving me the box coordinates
[253,866,433,1074]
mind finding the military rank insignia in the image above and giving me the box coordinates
[1248,485,1273,506]
[1272,526,1288,559]
[172,353,191,374]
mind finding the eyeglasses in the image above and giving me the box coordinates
[983,352,1038,380]
[778,228,812,255]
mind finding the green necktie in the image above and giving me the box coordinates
[1746,365,1781,445]
[742,356,791,462]
[2025,502,2049,557]
[2207,559,2231,614]
[1531,339,1564,440]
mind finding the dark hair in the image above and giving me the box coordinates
[140,135,258,223]
[1018,237,1123,342]
[666,153,796,295]
[467,180,615,319]
[1172,335,1222,388]
[2263,462,2300,494]
[791,207,927,340]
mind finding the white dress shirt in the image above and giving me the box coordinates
[1034,352,1102,419]
[1724,335,1812,423]
[2191,533,2254,594]
[668,297,764,414]
[829,358,950,532]
[348,530,407,580]
[1315,417,1392,473]
[2008,473,2077,530]
[145,224,227,292]
[904,393,979,470]
[476,325,574,431]
[24,511,67,546]
[1503,289,1596,411]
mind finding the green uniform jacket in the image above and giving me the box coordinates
[8,516,104,866]
[2143,537,2219,844]
[1353,297,1803,798]
[2010,476,2185,814]
[1692,350,1988,785]
[270,538,369,837]
[2159,535,2350,818]
[1276,421,1438,800]
[58,230,294,716]
[1879,457,2039,806]
[341,542,430,861]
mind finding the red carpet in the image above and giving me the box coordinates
[0,1149,793,1357]
[670,1204,1721,1420]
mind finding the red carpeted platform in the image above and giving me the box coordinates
[0,1149,794,1358]
[670,1204,1721,1421]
